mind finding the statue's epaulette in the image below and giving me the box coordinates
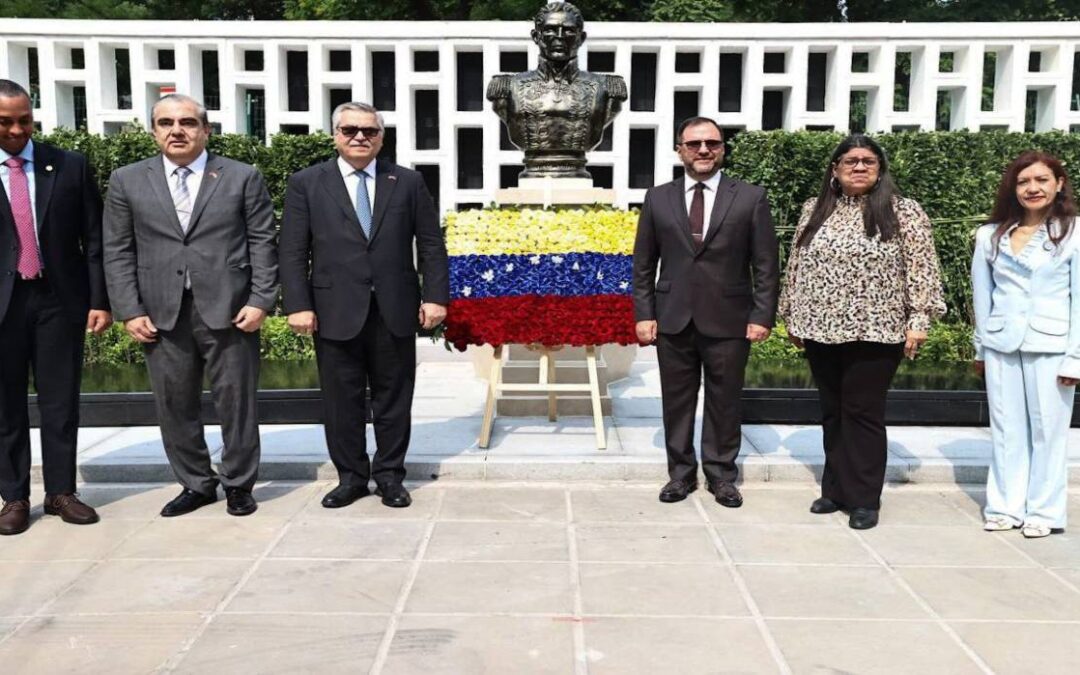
[605,74,628,101]
[487,74,512,101]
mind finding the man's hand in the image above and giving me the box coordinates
[86,310,112,335]
[746,323,771,342]
[232,306,268,333]
[419,303,447,330]
[973,360,985,376]
[287,311,318,336]
[904,329,928,360]
[124,315,158,343]
[636,320,657,344]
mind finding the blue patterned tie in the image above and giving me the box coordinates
[355,169,373,238]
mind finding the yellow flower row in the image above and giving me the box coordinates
[445,207,639,256]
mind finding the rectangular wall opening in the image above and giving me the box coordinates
[415,164,440,212]
[1025,90,1039,132]
[500,50,527,73]
[157,48,175,70]
[73,85,87,129]
[499,164,523,188]
[588,51,615,72]
[718,52,743,112]
[371,51,396,111]
[328,88,352,129]
[71,47,85,70]
[329,50,351,72]
[762,90,785,130]
[1028,51,1042,73]
[936,89,953,130]
[413,51,439,72]
[849,90,868,132]
[202,50,220,111]
[1072,51,1080,111]
[414,89,440,150]
[630,52,657,112]
[982,51,997,112]
[806,52,828,112]
[852,51,870,73]
[673,90,699,142]
[939,51,955,73]
[243,49,264,72]
[894,51,911,112]
[590,165,613,189]
[763,52,786,74]
[457,128,484,189]
[286,50,309,112]
[596,124,613,152]
[279,124,309,135]
[456,51,484,112]
[28,47,40,107]
[382,127,397,163]
[115,47,131,109]
[675,51,701,73]
[244,88,266,139]
[628,128,655,189]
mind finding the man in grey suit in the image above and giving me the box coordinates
[103,94,277,517]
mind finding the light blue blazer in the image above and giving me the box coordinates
[971,219,1080,377]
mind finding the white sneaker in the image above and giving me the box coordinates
[1021,523,1052,538]
[984,515,1019,531]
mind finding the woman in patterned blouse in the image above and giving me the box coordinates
[778,134,946,530]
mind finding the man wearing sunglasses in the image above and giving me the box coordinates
[632,116,779,508]
[280,102,448,510]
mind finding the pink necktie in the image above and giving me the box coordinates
[4,157,41,279]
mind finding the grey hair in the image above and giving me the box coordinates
[151,94,210,127]
[331,102,385,131]
[0,79,31,101]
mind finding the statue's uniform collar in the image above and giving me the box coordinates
[536,60,581,84]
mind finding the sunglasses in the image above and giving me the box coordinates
[337,125,382,139]
[679,139,723,152]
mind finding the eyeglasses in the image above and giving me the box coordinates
[336,125,382,139]
[155,117,203,130]
[838,156,879,168]
[679,140,723,152]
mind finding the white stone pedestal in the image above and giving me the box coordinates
[495,177,615,207]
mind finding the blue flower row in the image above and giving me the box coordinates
[449,253,633,300]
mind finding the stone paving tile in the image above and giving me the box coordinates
[298,486,443,521]
[0,518,145,561]
[175,613,388,674]
[385,615,575,674]
[953,621,1080,675]
[227,559,408,614]
[71,484,185,519]
[49,559,250,615]
[859,526,1037,567]
[0,614,205,675]
[270,519,428,560]
[767,619,984,675]
[438,487,567,522]
[898,567,1080,621]
[885,426,992,460]
[584,617,778,674]
[405,562,573,614]
[575,524,720,563]
[940,488,987,522]
[1053,567,1080,590]
[698,487,829,525]
[741,565,931,620]
[424,521,569,562]
[877,490,978,526]
[570,488,702,523]
[485,418,624,455]
[579,563,748,616]
[1010,530,1080,568]
[0,561,95,617]
[108,518,286,560]
[718,525,878,565]
[743,425,825,457]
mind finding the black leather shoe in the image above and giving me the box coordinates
[225,488,258,516]
[849,508,879,530]
[161,488,217,517]
[375,483,412,508]
[321,484,370,509]
[707,482,743,508]
[810,497,841,514]
[659,479,697,503]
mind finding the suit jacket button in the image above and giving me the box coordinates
[176,270,183,276]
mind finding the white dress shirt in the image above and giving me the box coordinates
[338,156,377,212]
[683,171,722,237]
[162,149,208,204]
[0,138,40,248]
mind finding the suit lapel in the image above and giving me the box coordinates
[146,157,185,238]
[184,153,225,237]
[369,161,398,243]
[700,176,737,251]
[319,159,365,236]
[32,143,58,232]
[668,178,696,253]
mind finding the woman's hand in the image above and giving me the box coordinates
[1059,376,1080,386]
[787,333,804,349]
[973,360,985,376]
[904,330,927,359]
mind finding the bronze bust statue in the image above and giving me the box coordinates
[487,2,627,180]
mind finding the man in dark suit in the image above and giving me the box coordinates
[633,116,779,507]
[104,94,277,518]
[280,102,448,509]
[0,79,112,535]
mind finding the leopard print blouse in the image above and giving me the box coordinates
[778,195,946,344]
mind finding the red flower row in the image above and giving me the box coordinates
[444,294,640,350]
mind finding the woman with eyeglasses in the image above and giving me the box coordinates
[778,134,945,529]
[972,151,1079,538]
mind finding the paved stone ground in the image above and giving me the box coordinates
[2,481,1079,674]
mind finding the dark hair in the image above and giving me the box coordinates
[675,116,723,145]
[0,79,31,101]
[989,151,1076,255]
[796,134,899,248]
[534,2,584,30]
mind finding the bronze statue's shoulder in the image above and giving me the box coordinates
[486,73,511,101]
[603,73,627,100]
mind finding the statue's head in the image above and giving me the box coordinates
[531,2,586,64]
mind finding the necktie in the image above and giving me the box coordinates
[355,169,373,238]
[689,182,705,248]
[172,166,193,232]
[3,157,41,279]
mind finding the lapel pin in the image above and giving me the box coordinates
[45,165,53,172]
[209,171,218,179]
[388,175,397,182]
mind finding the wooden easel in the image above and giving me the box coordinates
[478,344,606,450]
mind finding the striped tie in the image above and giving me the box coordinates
[355,169,373,238]
[3,157,42,279]
[172,166,193,232]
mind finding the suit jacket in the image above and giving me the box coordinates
[632,174,779,338]
[102,153,278,331]
[0,141,108,325]
[972,219,1080,377]
[279,158,449,341]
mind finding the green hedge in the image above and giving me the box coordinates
[44,128,1063,364]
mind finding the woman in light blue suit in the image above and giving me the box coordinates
[972,151,1078,538]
